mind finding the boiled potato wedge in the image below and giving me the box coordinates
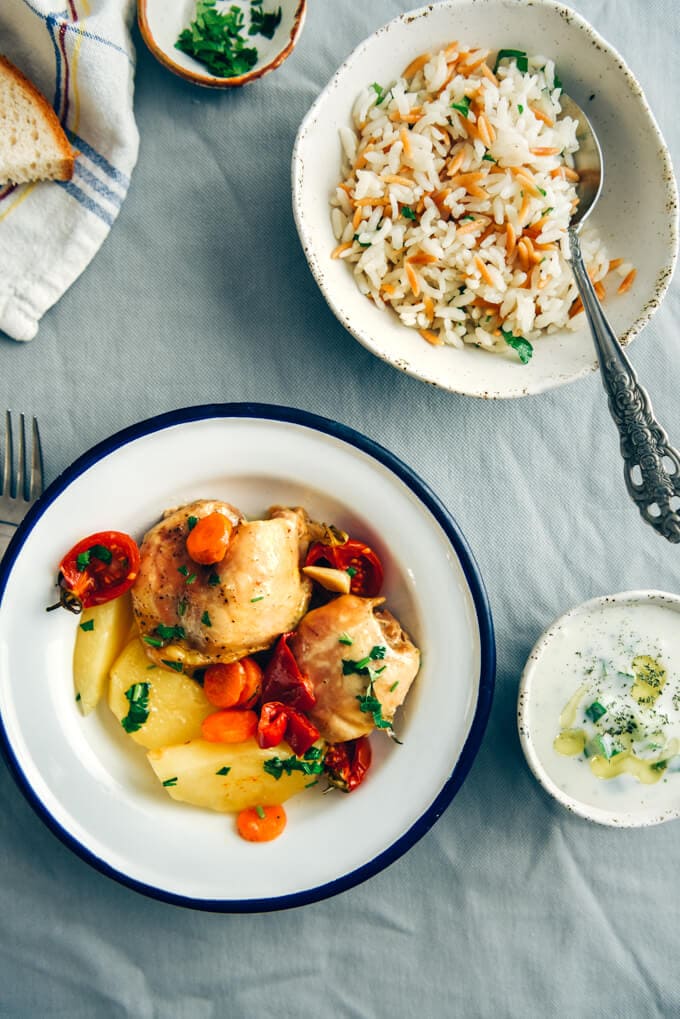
[74,593,135,715]
[147,738,318,813]
[109,638,212,749]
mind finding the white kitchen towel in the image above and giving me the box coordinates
[0,0,139,341]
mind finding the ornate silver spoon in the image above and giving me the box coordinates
[562,94,680,542]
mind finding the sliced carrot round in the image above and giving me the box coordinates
[201,709,258,744]
[203,659,263,709]
[186,512,232,566]
[237,804,287,843]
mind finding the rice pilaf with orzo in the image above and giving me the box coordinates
[330,43,636,363]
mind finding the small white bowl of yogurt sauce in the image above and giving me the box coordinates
[518,590,680,827]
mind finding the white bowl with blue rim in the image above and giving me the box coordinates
[292,0,678,398]
[0,404,495,910]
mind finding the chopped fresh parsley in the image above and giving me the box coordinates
[201,611,212,627]
[75,692,81,702]
[651,760,668,772]
[79,619,95,632]
[342,645,387,677]
[353,234,371,248]
[250,595,265,603]
[162,777,178,787]
[338,632,353,646]
[208,572,221,586]
[255,804,266,819]
[175,1,258,78]
[401,206,417,220]
[538,186,547,197]
[305,779,319,789]
[186,573,197,585]
[460,215,475,222]
[142,635,164,648]
[187,516,198,531]
[249,1,282,39]
[156,624,186,642]
[501,328,533,365]
[178,565,189,577]
[177,599,187,617]
[389,680,400,692]
[216,766,231,776]
[494,48,529,73]
[264,751,325,780]
[450,96,471,118]
[121,682,150,734]
[146,665,157,671]
[346,566,357,578]
[371,82,385,103]
[517,103,524,114]
[554,71,563,90]
[76,551,90,571]
[161,660,184,673]
[482,153,496,162]
[90,545,113,564]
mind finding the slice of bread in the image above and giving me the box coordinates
[0,53,75,186]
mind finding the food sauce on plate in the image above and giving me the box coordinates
[528,601,680,814]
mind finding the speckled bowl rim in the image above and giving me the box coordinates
[518,589,680,828]
[292,0,679,399]
[137,0,307,88]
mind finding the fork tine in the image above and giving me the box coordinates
[2,411,12,497]
[29,418,43,500]
[16,414,26,500]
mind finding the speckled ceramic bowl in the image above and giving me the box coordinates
[292,0,678,398]
[138,0,306,88]
[518,590,680,827]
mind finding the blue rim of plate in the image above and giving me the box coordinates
[0,403,496,912]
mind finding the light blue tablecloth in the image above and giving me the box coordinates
[1,0,679,1014]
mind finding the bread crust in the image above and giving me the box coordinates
[0,53,76,183]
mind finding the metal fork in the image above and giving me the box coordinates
[0,412,44,560]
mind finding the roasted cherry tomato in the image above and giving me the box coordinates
[257,701,320,758]
[261,632,316,712]
[50,531,140,614]
[324,737,372,793]
[304,539,383,597]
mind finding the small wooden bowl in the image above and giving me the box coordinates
[138,0,307,88]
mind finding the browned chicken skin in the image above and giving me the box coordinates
[132,500,312,670]
[290,594,420,743]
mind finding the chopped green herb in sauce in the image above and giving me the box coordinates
[79,619,95,632]
[121,682,150,733]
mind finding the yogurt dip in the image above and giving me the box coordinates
[518,592,680,827]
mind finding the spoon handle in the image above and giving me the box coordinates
[568,227,680,542]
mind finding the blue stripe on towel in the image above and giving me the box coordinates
[67,131,130,189]
[45,12,66,114]
[57,180,115,226]
[19,0,132,63]
[74,163,124,208]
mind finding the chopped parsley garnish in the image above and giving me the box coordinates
[517,104,524,114]
[178,565,189,577]
[401,206,417,220]
[121,682,150,733]
[371,82,385,103]
[651,760,668,772]
[450,96,471,118]
[162,777,178,787]
[501,328,533,365]
[250,595,265,602]
[389,680,400,692]
[187,515,198,531]
[585,701,607,723]
[346,566,357,578]
[76,551,90,571]
[186,573,197,585]
[161,660,184,673]
[255,804,266,820]
[342,645,387,677]
[201,611,212,627]
[338,633,353,646]
[75,692,81,702]
[538,187,547,197]
[494,48,529,73]
[79,619,95,632]
[264,751,325,780]
[142,635,164,648]
[249,2,282,39]
[554,71,563,90]
[216,766,231,776]
[482,153,496,162]
[353,234,371,248]
[177,599,187,617]
[460,215,475,221]
[146,665,157,670]
[156,624,186,642]
[175,1,258,78]
[305,779,319,789]
[208,572,220,586]
[90,544,113,564]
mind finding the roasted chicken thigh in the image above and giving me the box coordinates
[290,594,420,743]
[132,500,312,669]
